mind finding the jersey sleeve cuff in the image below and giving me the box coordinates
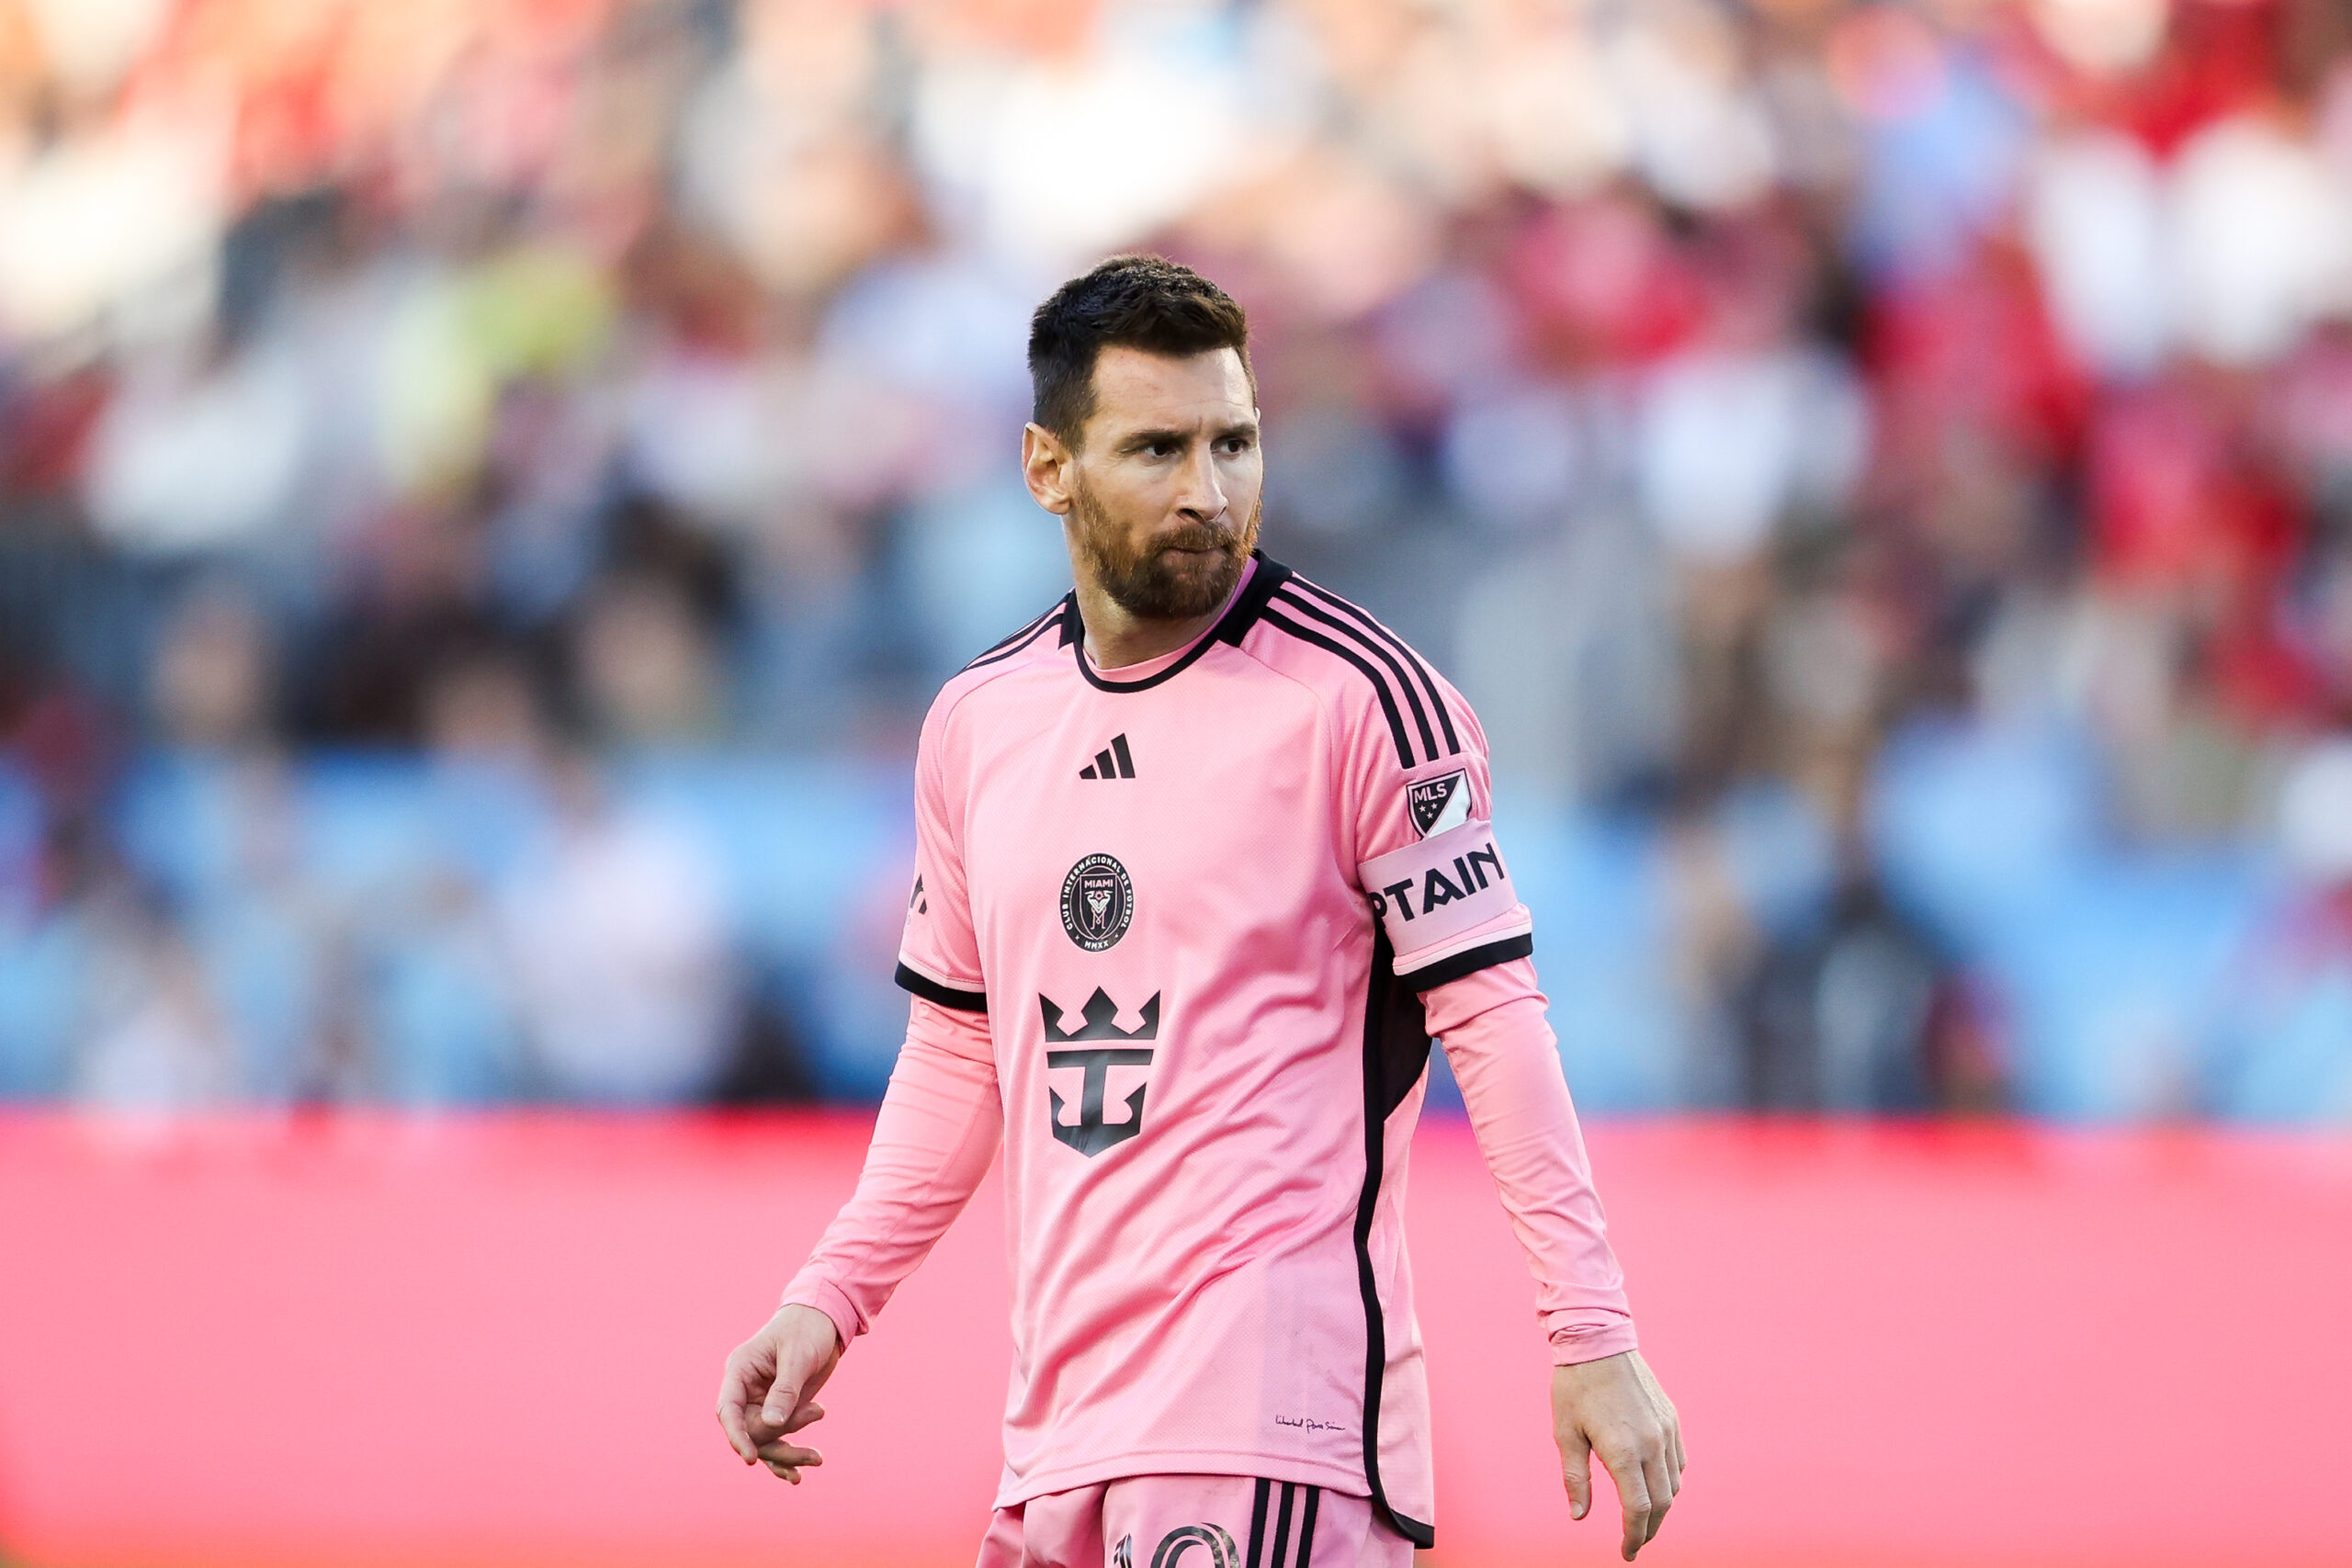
[1547,1315,1640,1366]
[894,960,987,1012]
[780,1278,863,1349]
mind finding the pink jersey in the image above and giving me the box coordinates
[785,555,1635,1547]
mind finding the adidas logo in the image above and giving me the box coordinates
[1079,734,1136,780]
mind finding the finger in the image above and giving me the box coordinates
[758,1441,823,1467]
[1668,1417,1686,1482]
[759,1379,801,1428]
[1610,1454,1652,1561]
[1640,1453,1675,1545]
[1560,1426,1593,1521]
[715,1363,760,1464]
[760,1443,823,1482]
[782,1401,826,1435]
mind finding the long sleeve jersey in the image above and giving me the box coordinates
[783,555,1634,1547]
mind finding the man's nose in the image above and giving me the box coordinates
[1172,442,1227,522]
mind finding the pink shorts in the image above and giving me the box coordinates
[975,1474,1414,1568]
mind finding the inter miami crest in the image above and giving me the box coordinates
[1042,987,1159,1156]
[1060,852,1134,952]
[1408,770,1471,838]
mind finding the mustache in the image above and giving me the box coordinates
[1150,522,1246,554]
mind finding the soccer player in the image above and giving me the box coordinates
[716,256,1683,1566]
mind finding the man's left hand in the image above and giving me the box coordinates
[1553,1348,1683,1561]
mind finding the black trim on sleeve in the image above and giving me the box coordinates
[1400,932,1533,993]
[894,963,988,1013]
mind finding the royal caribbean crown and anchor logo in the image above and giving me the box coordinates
[1059,852,1133,952]
[1042,987,1159,1156]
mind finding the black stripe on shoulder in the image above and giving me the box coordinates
[895,963,988,1012]
[1260,607,1416,771]
[961,598,1071,672]
[967,604,1056,662]
[1216,552,1295,644]
[1272,587,1439,763]
[1401,932,1532,992]
[1289,576,1460,757]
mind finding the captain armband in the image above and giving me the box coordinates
[1359,818,1532,978]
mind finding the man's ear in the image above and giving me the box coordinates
[1022,423,1075,516]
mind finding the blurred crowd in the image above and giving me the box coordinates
[3,0,2352,1120]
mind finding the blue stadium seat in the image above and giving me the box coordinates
[1869,717,2102,952]
[0,910,85,1099]
[2201,887,2352,1124]
[616,756,913,1094]
[1984,853,2267,1120]
[1712,778,1838,940]
[115,755,248,905]
[616,756,908,957]
[298,755,448,900]
[1495,792,1690,1112]
[188,894,324,1100]
[366,929,523,1106]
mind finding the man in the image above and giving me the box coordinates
[716,256,1683,1566]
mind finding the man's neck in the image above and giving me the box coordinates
[1072,577,1227,671]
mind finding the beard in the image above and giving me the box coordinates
[1068,484,1261,622]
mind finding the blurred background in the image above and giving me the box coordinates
[3,3,2351,1566]
[7,0,2352,1122]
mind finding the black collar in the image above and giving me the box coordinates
[1066,551,1295,694]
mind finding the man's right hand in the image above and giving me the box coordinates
[716,1303,843,1483]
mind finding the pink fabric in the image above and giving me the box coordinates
[1424,960,1638,1364]
[783,998,1000,1343]
[783,558,1634,1540]
[974,1474,1412,1568]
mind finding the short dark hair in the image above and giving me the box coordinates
[1027,254,1252,446]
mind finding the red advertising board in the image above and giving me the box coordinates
[2,1112,2346,1567]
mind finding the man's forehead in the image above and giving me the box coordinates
[1087,345,1256,429]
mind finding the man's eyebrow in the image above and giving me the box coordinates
[1112,418,1259,452]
